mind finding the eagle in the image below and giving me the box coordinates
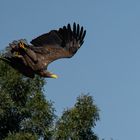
[0,23,86,78]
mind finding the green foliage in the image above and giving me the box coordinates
[0,54,100,140]
[0,60,55,139]
[55,94,100,140]
[4,132,38,140]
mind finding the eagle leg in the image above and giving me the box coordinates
[13,51,23,58]
[18,42,38,63]
[19,42,27,51]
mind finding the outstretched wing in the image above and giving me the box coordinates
[30,23,86,66]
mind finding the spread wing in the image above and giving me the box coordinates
[30,23,86,66]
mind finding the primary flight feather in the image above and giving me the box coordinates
[1,23,86,78]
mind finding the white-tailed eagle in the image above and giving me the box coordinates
[1,23,86,78]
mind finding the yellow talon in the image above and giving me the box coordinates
[13,51,22,58]
[19,42,27,51]
[14,51,20,56]
[19,42,24,48]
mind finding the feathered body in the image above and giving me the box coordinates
[1,23,86,78]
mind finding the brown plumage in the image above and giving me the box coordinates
[1,23,86,78]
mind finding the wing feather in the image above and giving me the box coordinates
[30,23,86,66]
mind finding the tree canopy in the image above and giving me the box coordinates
[55,94,99,140]
[0,55,100,140]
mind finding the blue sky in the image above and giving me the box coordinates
[0,0,140,139]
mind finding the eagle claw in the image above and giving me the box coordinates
[13,51,23,58]
[19,42,27,51]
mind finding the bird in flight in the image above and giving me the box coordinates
[0,23,86,78]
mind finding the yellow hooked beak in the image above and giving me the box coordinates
[50,74,58,79]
